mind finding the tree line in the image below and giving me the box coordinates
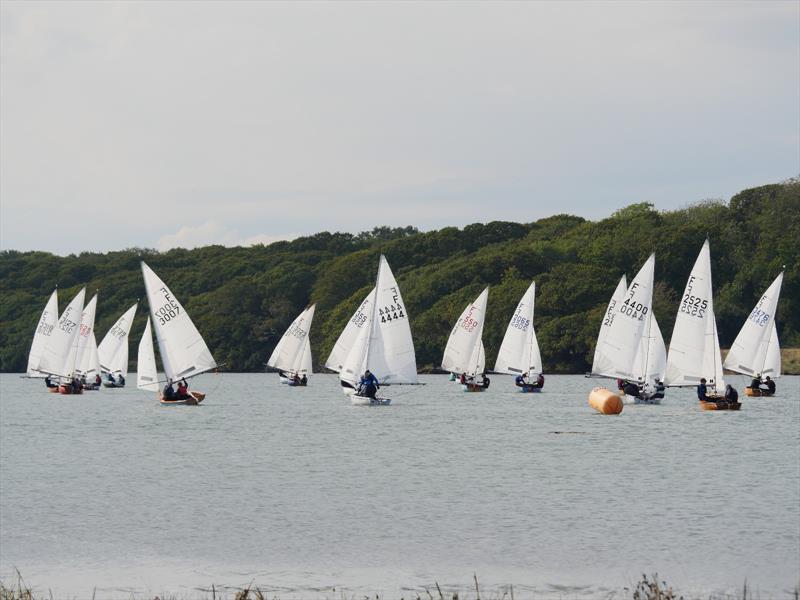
[1,181,797,374]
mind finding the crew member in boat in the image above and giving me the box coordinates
[107,372,117,385]
[176,378,189,399]
[163,379,176,400]
[44,375,58,389]
[71,375,82,392]
[748,374,762,391]
[118,374,125,386]
[358,370,380,398]
[291,373,301,385]
[764,376,776,394]
[300,374,307,386]
[459,373,466,384]
[533,373,545,389]
[94,374,102,387]
[622,380,641,399]
[697,378,710,401]
[481,373,490,389]
[724,384,739,403]
[515,372,528,387]
[650,378,665,401]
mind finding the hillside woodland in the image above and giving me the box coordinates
[1,181,798,374]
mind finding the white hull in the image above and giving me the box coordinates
[279,376,290,384]
[351,394,391,406]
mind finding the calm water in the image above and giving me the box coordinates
[1,373,798,599]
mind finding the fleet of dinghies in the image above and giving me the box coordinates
[24,242,786,411]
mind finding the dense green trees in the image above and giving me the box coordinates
[1,182,798,373]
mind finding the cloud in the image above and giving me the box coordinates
[156,221,298,251]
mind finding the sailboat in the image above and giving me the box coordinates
[325,255,419,405]
[589,254,659,410]
[73,293,102,390]
[664,240,739,410]
[267,304,315,386]
[26,288,59,380]
[723,272,783,396]
[442,287,490,392]
[494,281,544,392]
[98,303,138,387]
[139,262,218,405]
[32,288,86,394]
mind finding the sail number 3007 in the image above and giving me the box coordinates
[155,287,181,325]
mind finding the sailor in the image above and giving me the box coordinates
[300,374,307,386]
[696,377,709,401]
[534,373,545,389]
[724,384,739,403]
[44,375,57,389]
[650,378,666,400]
[623,380,641,399]
[176,378,189,399]
[94,374,102,387]
[163,379,176,400]
[515,373,527,387]
[107,372,116,385]
[359,369,380,398]
[118,374,125,386]
[482,373,490,389]
[750,374,761,390]
[764,376,776,395]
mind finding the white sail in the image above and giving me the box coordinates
[466,339,486,378]
[632,313,667,387]
[592,254,655,380]
[592,275,627,376]
[442,287,489,376]
[363,256,418,384]
[73,293,99,378]
[33,288,85,377]
[762,323,781,378]
[267,304,315,376]
[494,281,542,376]
[324,289,375,373]
[136,317,159,391]
[98,303,138,377]
[78,333,102,379]
[664,240,725,391]
[340,256,418,386]
[723,272,783,377]
[26,289,59,377]
[141,262,217,382]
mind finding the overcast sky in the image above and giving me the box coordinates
[1,1,797,255]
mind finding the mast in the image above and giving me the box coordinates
[363,255,384,373]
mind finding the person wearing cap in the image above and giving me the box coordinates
[696,378,709,401]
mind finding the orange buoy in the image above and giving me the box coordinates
[589,387,623,414]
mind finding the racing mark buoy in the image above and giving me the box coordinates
[589,387,623,415]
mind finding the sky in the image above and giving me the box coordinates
[1,1,798,255]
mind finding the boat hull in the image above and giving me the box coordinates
[699,397,741,411]
[633,395,662,405]
[102,382,125,388]
[462,383,487,392]
[588,387,623,414]
[351,394,391,406]
[517,385,542,393]
[160,391,205,405]
[47,386,60,393]
[744,387,773,397]
[59,385,83,395]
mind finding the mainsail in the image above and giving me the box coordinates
[98,303,138,378]
[592,254,655,380]
[268,304,316,376]
[723,272,783,378]
[442,287,489,377]
[26,289,59,377]
[141,262,217,381]
[494,281,542,376]
[339,256,418,386]
[73,293,99,378]
[33,288,86,378]
[664,240,725,391]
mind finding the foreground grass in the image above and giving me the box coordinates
[2,571,798,600]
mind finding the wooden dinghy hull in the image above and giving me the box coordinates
[744,387,773,397]
[589,387,623,414]
[47,386,60,393]
[58,385,83,395]
[462,383,487,392]
[700,397,741,411]
[160,391,205,406]
[351,394,391,406]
